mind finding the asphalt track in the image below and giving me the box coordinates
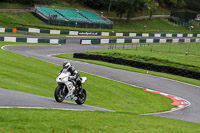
[1,37,200,123]
[0,88,113,112]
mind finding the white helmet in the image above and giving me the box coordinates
[63,61,71,70]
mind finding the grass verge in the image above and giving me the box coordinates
[1,12,200,33]
[0,42,199,132]
[0,41,173,112]
[0,108,200,133]
[84,43,200,72]
[54,53,200,87]
[0,2,30,9]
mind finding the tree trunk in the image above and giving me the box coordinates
[149,10,153,20]
[126,11,131,23]
[107,0,112,15]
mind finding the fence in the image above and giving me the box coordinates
[0,28,14,33]
[0,9,31,13]
[170,12,198,19]
[16,26,200,37]
[73,53,200,80]
[134,43,200,56]
[107,43,200,56]
[0,36,66,44]
[80,38,200,45]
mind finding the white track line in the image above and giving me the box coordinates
[1,45,196,114]
[0,106,86,111]
[46,56,192,114]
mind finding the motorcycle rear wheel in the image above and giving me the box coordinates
[76,89,86,105]
[54,85,66,102]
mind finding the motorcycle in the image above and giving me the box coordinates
[54,69,87,105]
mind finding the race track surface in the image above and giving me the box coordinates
[0,88,112,112]
[2,40,200,123]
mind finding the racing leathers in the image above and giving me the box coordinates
[60,66,82,94]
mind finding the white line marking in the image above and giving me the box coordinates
[1,45,197,115]
[0,106,87,111]
[50,53,200,89]
[46,56,192,114]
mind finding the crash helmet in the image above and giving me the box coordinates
[63,61,71,70]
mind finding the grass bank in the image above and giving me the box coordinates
[0,2,30,9]
[0,41,173,112]
[0,108,200,133]
[0,12,199,33]
[83,43,200,72]
[0,42,200,132]
[54,52,200,87]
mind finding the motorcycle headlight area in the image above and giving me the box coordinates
[60,77,67,81]
[68,83,73,91]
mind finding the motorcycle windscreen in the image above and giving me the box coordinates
[81,77,87,83]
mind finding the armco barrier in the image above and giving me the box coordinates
[73,53,200,80]
[17,27,101,36]
[0,28,14,33]
[80,38,200,45]
[16,27,200,37]
[0,36,66,44]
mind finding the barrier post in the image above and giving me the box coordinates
[150,43,153,52]
[169,43,172,53]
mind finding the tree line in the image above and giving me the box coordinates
[1,0,200,22]
[80,0,199,21]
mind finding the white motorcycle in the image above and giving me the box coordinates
[54,69,87,105]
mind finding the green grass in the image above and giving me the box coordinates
[0,12,113,32]
[0,32,27,36]
[112,18,193,33]
[0,41,173,112]
[0,42,200,132]
[54,52,200,87]
[0,12,47,28]
[84,43,200,72]
[135,43,200,56]
[1,12,200,33]
[0,108,200,133]
[0,2,30,9]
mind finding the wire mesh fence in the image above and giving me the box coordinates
[108,43,200,56]
[135,43,200,56]
[74,53,200,80]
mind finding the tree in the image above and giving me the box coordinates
[83,0,105,9]
[115,0,127,19]
[165,0,185,10]
[106,0,113,15]
[146,0,159,20]
[126,0,146,23]
[184,0,200,11]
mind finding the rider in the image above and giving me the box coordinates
[60,61,83,94]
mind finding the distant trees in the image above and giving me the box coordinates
[126,0,146,23]
[83,0,105,9]
[115,0,127,19]
[105,0,116,15]
[1,0,200,22]
[146,0,159,20]
[184,0,200,11]
[0,0,56,5]
[166,0,185,10]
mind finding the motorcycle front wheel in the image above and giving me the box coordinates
[54,85,66,103]
[76,88,86,105]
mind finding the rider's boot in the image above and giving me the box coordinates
[78,87,83,95]
[78,84,83,95]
